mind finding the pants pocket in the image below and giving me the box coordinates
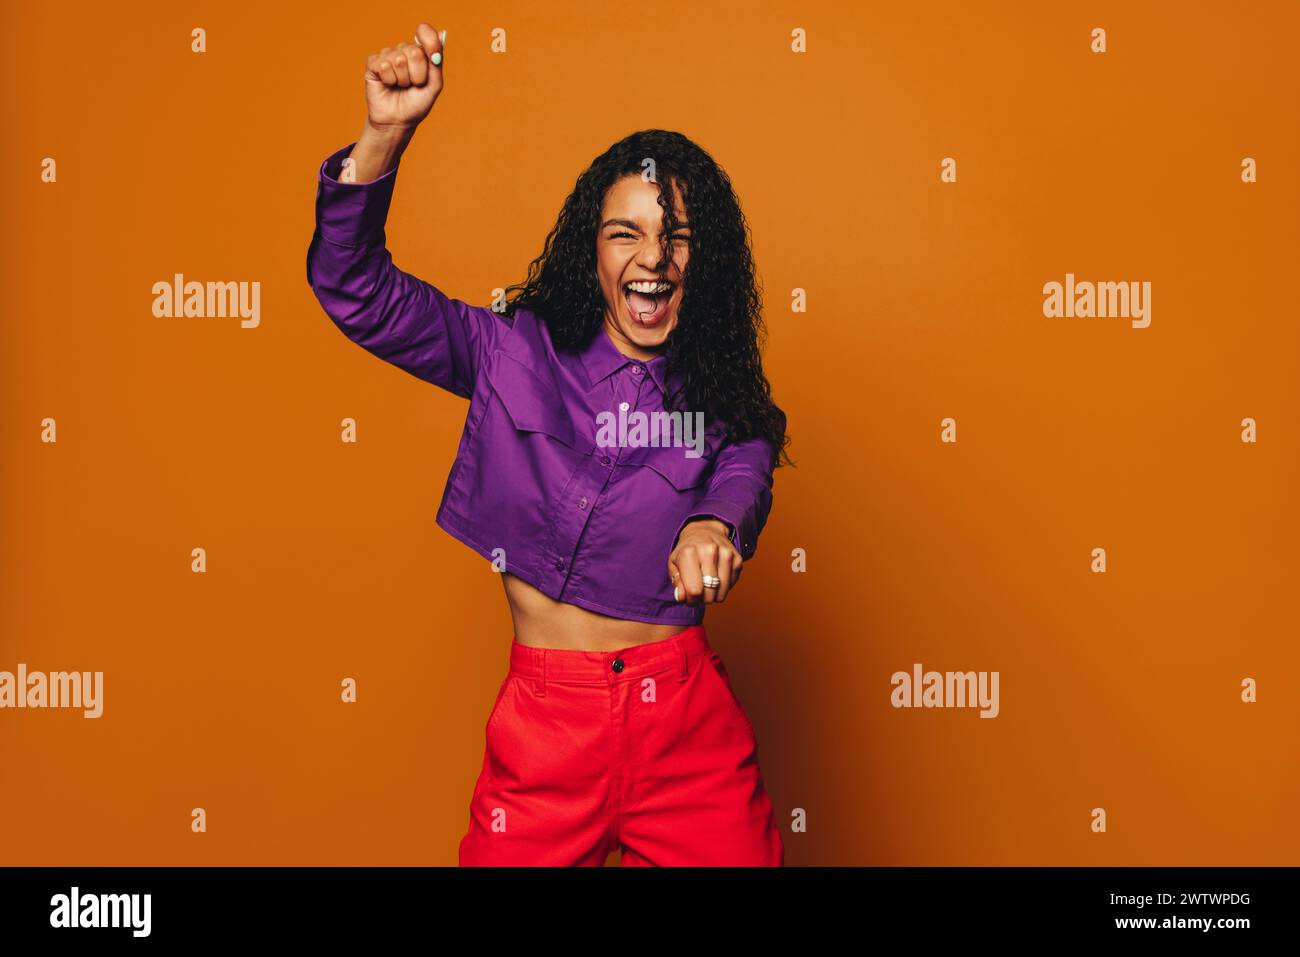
[699,651,758,746]
[484,675,513,751]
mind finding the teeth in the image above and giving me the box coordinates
[624,280,673,294]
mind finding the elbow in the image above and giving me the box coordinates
[304,230,381,332]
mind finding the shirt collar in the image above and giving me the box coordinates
[580,326,672,396]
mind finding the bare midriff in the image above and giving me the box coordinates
[503,573,685,651]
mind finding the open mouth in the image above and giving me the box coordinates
[623,279,675,327]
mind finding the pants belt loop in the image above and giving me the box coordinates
[675,636,689,683]
[535,649,548,697]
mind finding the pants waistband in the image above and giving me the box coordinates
[508,625,712,694]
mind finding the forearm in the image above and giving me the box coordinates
[347,121,416,184]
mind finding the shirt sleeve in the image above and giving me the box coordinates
[306,142,510,398]
[672,410,785,562]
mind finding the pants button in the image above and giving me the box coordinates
[611,658,625,673]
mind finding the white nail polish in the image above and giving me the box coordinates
[674,586,683,602]
[440,29,447,44]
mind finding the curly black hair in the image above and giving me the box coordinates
[501,129,791,467]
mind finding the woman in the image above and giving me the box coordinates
[307,23,791,866]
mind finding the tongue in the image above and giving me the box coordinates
[628,289,660,317]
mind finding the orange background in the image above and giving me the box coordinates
[2,0,1296,865]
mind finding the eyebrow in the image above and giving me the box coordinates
[600,218,691,231]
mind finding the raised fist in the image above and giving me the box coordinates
[363,22,446,134]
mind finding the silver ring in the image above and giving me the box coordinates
[701,575,721,589]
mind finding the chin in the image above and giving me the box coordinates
[626,318,675,349]
[636,312,678,336]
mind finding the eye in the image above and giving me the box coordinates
[609,231,636,240]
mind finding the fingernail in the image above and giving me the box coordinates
[674,586,683,602]
[431,51,442,66]
[440,29,447,44]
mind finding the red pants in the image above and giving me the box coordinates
[458,625,784,866]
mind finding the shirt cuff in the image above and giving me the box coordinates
[314,142,401,248]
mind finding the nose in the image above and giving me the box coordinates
[634,235,669,272]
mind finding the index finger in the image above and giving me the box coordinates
[676,549,705,606]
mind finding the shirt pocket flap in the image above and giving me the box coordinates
[484,352,576,448]
[620,441,715,490]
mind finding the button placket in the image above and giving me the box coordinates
[601,371,640,469]
[548,453,616,594]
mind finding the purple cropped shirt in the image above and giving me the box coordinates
[306,142,782,626]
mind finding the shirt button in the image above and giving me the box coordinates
[630,365,643,375]
[611,658,625,673]
[553,558,565,571]
[619,401,630,412]
[600,456,611,467]
[578,496,588,510]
